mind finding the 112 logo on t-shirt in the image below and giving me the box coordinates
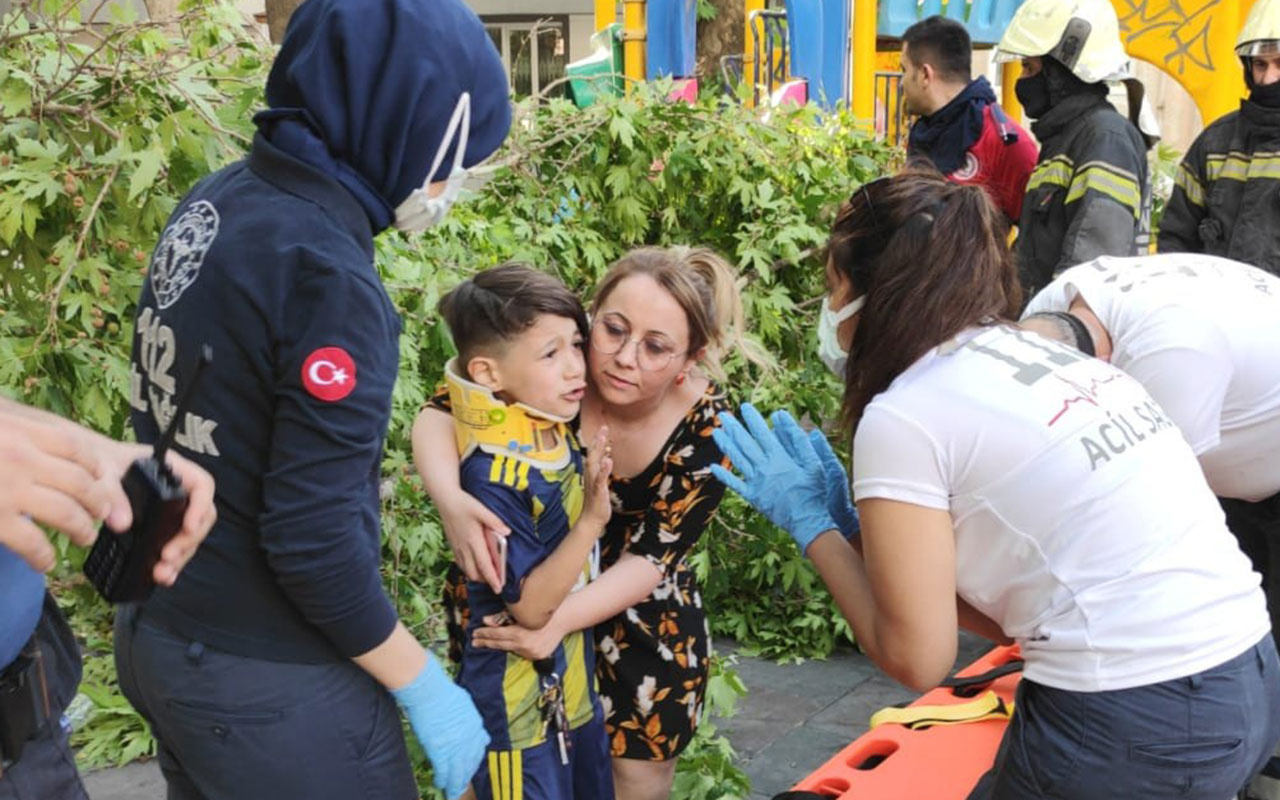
[963,329,1176,472]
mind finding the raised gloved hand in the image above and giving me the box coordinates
[392,653,489,799]
[709,403,838,555]
[804,427,860,541]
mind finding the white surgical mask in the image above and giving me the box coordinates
[816,294,864,376]
[393,92,472,233]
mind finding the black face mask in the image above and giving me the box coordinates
[1251,79,1280,109]
[1015,71,1052,118]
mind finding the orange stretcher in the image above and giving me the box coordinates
[782,644,1024,800]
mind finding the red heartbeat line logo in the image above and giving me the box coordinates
[1047,373,1124,426]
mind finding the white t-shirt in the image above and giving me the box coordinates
[1024,254,1280,502]
[852,325,1268,692]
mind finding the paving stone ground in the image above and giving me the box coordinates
[717,632,991,800]
[80,633,993,800]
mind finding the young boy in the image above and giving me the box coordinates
[436,263,614,800]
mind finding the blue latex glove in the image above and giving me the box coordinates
[392,653,489,800]
[765,410,860,540]
[806,428,860,541]
[709,403,838,554]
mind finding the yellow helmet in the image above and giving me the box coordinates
[994,0,1131,83]
[1237,0,1280,57]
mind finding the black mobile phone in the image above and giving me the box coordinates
[83,346,211,603]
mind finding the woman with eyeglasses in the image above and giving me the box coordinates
[712,168,1280,799]
[413,246,766,800]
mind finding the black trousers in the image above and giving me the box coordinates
[1222,493,1280,654]
[0,594,89,800]
[971,639,1280,799]
[114,605,418,800]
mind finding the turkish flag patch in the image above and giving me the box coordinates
[301,347,358,402]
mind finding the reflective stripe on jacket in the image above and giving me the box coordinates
[1016,91,1150,298]
[1158,100,1280,276]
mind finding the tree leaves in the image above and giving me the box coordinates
[127,147,165,202]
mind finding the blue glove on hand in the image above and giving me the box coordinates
[710,403,838,555]
[806,428,860,541]
[392,654,489,800]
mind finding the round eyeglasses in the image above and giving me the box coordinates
[590,316,687,372]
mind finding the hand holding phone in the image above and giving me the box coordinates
[487,529,508,589]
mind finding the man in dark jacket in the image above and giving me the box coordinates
[113,1,512,798]
[995,0,1152,298]
[901,15,1039,224]
[1158,0,1280,274]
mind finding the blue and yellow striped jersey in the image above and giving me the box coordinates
[455,439,601,751]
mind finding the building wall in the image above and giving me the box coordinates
[567,12,595,62]
[466,1,597,63]
[468,0,592,14]
[1132,59,1205,154]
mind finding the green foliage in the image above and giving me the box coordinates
[695,0,720,22]
[694,494,855,662]
[670,655,752,800]
[50,573,155,767]
[1148,140,1182,239]
[0,0,264,432]
[0,2,895,792]
[73,654,156,767]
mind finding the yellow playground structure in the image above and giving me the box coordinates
[588,0,1261,134]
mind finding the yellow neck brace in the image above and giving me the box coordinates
[444,359,573,471]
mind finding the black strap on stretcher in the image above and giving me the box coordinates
[940,657,1025,697]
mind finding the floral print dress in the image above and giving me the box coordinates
[595,386,729,760]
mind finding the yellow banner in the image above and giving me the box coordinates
[1114,0,1256,124]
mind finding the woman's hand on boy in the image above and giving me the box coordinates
[581,426,613,530]
[472,613,563,661]
[439,491,510,594]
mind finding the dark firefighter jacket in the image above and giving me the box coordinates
[1016,91,1150,298]
[1158,99,1280,275]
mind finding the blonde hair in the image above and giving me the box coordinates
[589,246,771,380]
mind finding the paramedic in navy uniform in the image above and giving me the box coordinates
[712,168,1280,799]
[112,1,512,798]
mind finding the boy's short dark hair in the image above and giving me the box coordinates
[902,15,972,84]
[439,262,588,370]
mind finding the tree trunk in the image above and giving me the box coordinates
[265,0,308,44]
[695,0,745,87]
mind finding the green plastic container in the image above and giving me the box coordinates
[566,23,624,109]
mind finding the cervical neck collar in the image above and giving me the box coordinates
[445,359,573,470]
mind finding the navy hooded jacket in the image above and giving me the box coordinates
[128,0,510,662]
